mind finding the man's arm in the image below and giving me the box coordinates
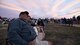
[8,20,28,45]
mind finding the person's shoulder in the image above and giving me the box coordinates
[10,18,20,23]
[16,18,27,24]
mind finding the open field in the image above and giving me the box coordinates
[0,22,80,45]
[0,24,8,45]
[44,22,80,45]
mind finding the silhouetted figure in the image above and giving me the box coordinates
[77,15,80,24]
[0,16,2,20]
[37,18,44,26]
[0,16,3,23]
[37,18,45,31]
[72,16,76,24]
[67,19,73,26]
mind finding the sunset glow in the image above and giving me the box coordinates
[0,0,80,18]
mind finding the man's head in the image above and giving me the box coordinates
[19,11,31,20]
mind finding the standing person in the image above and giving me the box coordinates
[37,18,45,31]
[0,16,2,20]
[0,16,2,22]
[31,22,51,45]
[7,11,37,45]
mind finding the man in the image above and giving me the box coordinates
[7,11,37,45]
[37,18,45,32]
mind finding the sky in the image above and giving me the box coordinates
[0,0,80,19]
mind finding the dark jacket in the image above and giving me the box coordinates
[7,18,37,45]
[37,19,44,26]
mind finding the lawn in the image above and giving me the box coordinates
[0,24,8,45]
[0,22,80,45]
[44,22,80,45]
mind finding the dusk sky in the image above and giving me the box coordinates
[0,0,80,19]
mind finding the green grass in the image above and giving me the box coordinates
[0,23,80,45]
[0,24,8,45]
[44,23,80,45]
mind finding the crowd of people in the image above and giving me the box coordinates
[0,16,10,24]
[0,11,80,45]
[52,16,80,26]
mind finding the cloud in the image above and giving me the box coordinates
[51,0,65,12]
[0,2,26,12]
[0,7,19,18]
[60,1,79,12]
[0,0,80,18]
[59,11,80,18]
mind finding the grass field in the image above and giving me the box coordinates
[0,22,80,45]
[0,24,8,45]
[44,22,80,45]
